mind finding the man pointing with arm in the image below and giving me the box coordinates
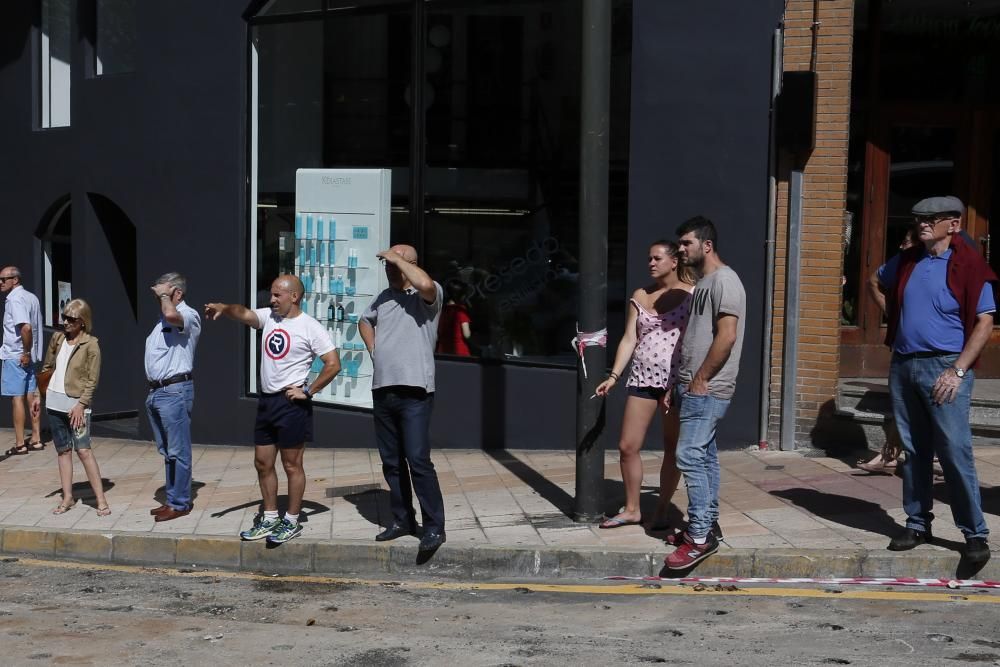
[205,274,340,545]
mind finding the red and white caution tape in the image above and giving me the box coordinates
[603,576,1000,590]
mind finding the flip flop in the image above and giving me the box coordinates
[52,499,77,515]
[96,506,112,517]
[856,458,897,475]
[599,516,642,529]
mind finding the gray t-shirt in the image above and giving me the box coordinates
[362,282,443,392]
[677,265,746,400]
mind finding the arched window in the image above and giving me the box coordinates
[35,196,72,327]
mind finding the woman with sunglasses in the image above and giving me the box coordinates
[30,299,110,515]
[595,240,695,529]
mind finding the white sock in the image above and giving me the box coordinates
[263,510,280,521]
[284,513,299,525]
[691,534,707,545]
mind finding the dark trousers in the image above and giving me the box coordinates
[373,386,445,533]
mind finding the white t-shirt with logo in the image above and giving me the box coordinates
[253,308,335,394]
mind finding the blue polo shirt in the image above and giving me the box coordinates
[878,249,996,355]
[144,301,201,381]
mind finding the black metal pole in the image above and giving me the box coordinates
[574,0,611,523]
[409,0,426,252]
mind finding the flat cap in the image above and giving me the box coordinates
[911,196,965,216]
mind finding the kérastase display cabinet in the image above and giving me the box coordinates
[289,168,390,410]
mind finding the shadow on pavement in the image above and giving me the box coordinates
[771,487,966,554]
[153,481,206,507]
[342,488,390,527]
[210,495,329,524]
[45,479,117,509]
[485,449,574,519]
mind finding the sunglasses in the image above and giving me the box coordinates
[62,315,81,324]
[0,276,16,283]
[914,214,958,226]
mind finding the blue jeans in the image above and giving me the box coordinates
[373,386,445,533]
[674,384,730,539]
[890,353,988,539]
[145,381,194,511]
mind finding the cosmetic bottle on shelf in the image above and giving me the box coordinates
[295,213,303,238]
[317,216,325,241]
[306,214,314,240]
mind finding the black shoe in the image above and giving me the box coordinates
[888,528,932,551]
[418,530,446,551]
[376,523,416,542]
[965,537,991,565]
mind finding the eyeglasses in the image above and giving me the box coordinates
[61,315,81,324]
[914,214,958,227]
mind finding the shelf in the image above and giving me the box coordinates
[330,265,370,270]
[303,291,372,299]
[295,238,350,243]
[327,319,362,327]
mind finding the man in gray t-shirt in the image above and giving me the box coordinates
[360,244,446,552]
[664,217,746,572]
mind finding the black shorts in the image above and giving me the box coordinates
[254,392,313,447]
[627,385,668,401]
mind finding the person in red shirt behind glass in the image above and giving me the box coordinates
[436,279,473,356]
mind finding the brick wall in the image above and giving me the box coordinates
[768,0,855,447]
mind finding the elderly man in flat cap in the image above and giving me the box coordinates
[875,196,996,565]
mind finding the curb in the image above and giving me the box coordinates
[1,526,997,581]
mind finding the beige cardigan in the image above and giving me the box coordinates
[41,332,101,407]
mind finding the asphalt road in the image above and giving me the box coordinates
[1,558,999,666]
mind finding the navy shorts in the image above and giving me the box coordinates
[254,392,312,447]
[627,385,668,401]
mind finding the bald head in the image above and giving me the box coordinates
[268,274,304,317]
[273,274,304,297]
[389,245,418,263]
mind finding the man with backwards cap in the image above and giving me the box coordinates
[876,196,996,565]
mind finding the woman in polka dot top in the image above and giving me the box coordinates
[595,240,695,530]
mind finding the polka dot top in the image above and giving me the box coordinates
[626,293,692,390]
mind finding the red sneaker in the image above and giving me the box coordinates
[664,532,719,570]
[665,522,723,546]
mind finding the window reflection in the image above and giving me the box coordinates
[251,0,630,366]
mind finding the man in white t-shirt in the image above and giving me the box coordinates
[205,274,340,544]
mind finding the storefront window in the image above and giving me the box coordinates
[250,0,630,376]
[37,199,73,327]
[95,0,137,76]
[39,0,72,128]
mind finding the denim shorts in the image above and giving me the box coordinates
[254,392,313,447]
[48,408,92,453]
[1,358,37,397]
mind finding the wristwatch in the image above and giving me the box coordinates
[952,366,967,379]
[302,386,313,399]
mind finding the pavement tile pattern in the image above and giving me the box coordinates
[1,429,998,558]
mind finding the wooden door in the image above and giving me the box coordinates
[840,107,971,376]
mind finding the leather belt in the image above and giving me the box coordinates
[148,372,193,389]
[894,351,956,360]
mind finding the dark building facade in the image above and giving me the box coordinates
[0,0,783,450]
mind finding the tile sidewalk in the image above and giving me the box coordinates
[1,428,998,578]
